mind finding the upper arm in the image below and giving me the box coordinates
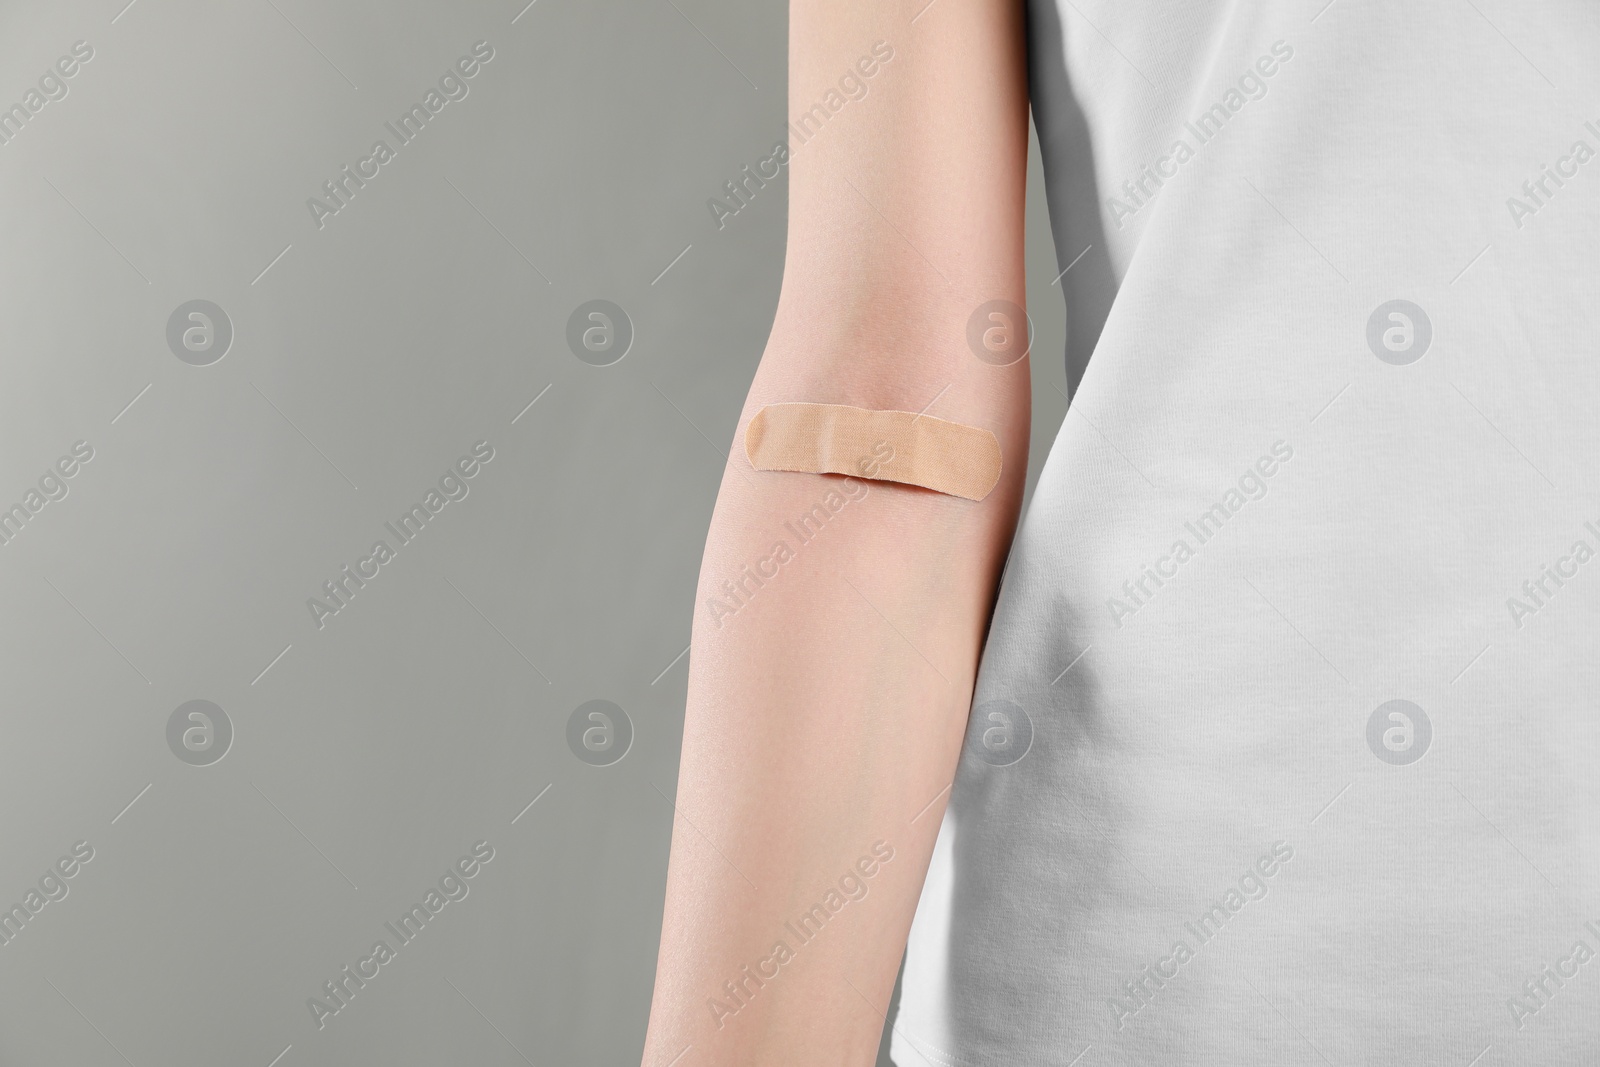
[777,0,1030,352]
[756,0,1032,474]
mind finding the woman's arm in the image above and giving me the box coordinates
[641,1,1030,1063]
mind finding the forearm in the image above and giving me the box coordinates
[642,2,1028,1063]
[642,439,1025,1060]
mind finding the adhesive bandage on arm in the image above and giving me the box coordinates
[743,402,1002,502]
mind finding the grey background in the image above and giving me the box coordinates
[0,1,1069,1063]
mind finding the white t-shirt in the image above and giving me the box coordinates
[895,1,1600,1063]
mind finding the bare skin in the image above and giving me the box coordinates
[640,2,1030,1063]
